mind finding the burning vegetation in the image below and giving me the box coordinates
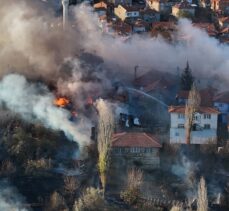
[54,97,70,108]
[0,1,229,211]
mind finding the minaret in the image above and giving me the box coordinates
[62,0,69,30]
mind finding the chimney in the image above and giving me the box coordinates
[62,0,69,30]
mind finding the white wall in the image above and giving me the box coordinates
[170,112,218,144]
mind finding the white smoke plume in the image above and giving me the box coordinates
[0,74,91,147]
[0,179,29,211]
[0,0,80,80]
[74,4,229,82]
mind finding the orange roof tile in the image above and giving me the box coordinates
[112,132,162,148]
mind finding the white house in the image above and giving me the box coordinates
[114,5,140,21]
[169,106,219,144]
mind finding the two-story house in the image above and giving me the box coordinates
[114,5,140,21]
[112,132,162,169]
[169,106,219,144]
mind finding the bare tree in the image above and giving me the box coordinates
[197,177,208,211]
[46,191,68,211]
[127,168,143,190]
[185,84,201,144]
[64,176,79,195]
[74,187,105,211]
[96,99,114,194]
[121,168,143,205]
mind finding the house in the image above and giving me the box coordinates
[213,91,229,123]
[192,23,218,37]
[114,5,140,21]
[146,0,172,13]
[169,106,219,144]
[140,8,160,23]
[132,19,149,33]
[134,70,178,104]
[93,1,107,17]
[112,132,162,169]
[172,0,195,18]
[211,0,229,14]
[151,21,177,40]
[112,20,133,36]
[108,0,132,6]
[176,88,216,107]
[218,16,229,28]
[219,27,229,42]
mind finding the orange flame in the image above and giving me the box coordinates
[54,97,70,107]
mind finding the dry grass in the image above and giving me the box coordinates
[74,187,104,211]
[25,158,52,173]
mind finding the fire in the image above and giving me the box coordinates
[54,97,70,108]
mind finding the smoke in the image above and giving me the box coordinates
[0,0,80,80]
[171,154,200,198]
[74,4,229,82]
[0,74,91,148]
[0,179,29,211]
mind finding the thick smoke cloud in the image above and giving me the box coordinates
[74,4,229,82]
[0,0,80,80]
[0,74,91,147]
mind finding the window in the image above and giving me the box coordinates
[178,113,185,119]
[175,132,179,136]
[178,124,185,128]
[204,124,211,129]
[204,114,211,119]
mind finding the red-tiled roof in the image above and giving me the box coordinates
[94,1,107,9]
[193,23,218,36]
[214,91,229,103]
[219,17,229,24]
[176,88,216,106]
[112,132,162,148]
[134,70,176,87]
[168,105,220,114]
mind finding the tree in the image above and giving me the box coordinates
[64,176,79,195]
[180,62,194,91]
[74,187,105,211]
[96,99,114,194]
[46,191,68,211]
[185,84,201,144]
[170,205,183,211]
[121,168,143,205]
[197,177,208,211]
